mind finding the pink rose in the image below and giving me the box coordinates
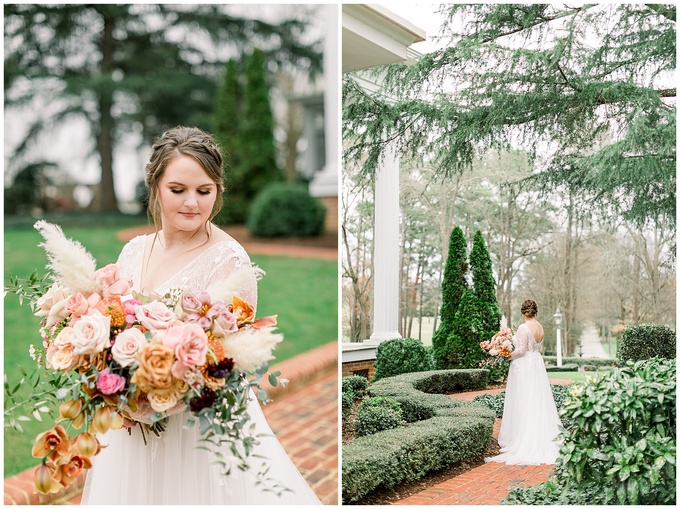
[66,293,89,318]
[123,299,143,326]
[70,310,111,356]
[111,327,147,367]
[93,264,133,297]
[96,368,126,395]
[210,303,239,337]
[162,323,208,379]
[178,292,205,316]
[136,301,176,331]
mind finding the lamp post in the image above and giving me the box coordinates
[553,307,563,367]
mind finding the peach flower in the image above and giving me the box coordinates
[93,263,133,297]
[135,301,177,331]
[147,388,179,413]
[111,327,147,367]
[70,310,111,356]
[34,284,71,327]
[131,342,174,392]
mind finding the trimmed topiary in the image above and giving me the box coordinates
[373,338,433,382]
[247,182,326,237]
[618,323,676,362]
[342,375,368,399]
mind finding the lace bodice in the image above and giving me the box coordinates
[510,323,541,360]
[116,234,258,309]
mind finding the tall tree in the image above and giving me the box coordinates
[5,4,321,211]
[470,230,503,338]
[343,3,676,226]
[431,226,468,368]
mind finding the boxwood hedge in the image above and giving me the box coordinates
[342,369,495,503]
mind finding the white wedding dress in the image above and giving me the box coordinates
[81,234,321,505]
[486,323,562,465]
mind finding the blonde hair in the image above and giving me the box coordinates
[145,126,224,231]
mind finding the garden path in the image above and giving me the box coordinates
[578,325,610,359]
[394,378,573,505]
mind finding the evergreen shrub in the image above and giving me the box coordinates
[247,182,325,237]
[545,363,579,372]
[354,397,405,436]
[341,390,354,422]
[618,323,676,362]
[373,338,433,381]
[342,370,494,503]
[342,375,368,399]
[477,356,510,382]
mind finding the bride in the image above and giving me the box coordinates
[487,299,562,465]
[81,126,321,504]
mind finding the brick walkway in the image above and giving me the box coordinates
[4,343,339,506]
[395,378,573,505]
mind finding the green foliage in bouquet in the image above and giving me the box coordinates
[432,226,468,369]
[469,230,502,344]
[247,182,326,238]
[354,396,405,437]
[618,323,676,362]
[477,356,510,383]
[373,338,433,382]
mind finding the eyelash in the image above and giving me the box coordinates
[170,189,211,196]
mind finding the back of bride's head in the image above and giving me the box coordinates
[521,299,538,318]
[144,126,224,227]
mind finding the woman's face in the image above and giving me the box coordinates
[157,155,217,234]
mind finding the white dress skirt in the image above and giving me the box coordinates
[81,235,321,504]
[486,323,562,465]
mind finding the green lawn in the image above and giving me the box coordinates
[548,370,613,383]
[4,225,337,477]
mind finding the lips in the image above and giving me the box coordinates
[180,212,198,218]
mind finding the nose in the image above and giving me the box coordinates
[184,193,198,208]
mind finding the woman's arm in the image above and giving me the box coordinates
[510,325,529,360]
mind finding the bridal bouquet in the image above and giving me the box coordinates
[480,320,515,358]
[5,221,284,495]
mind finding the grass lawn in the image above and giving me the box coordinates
[4,225,337,477]
[548,370,613,383]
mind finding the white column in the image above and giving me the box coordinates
[367,142,402,343]
[309,4,339,198]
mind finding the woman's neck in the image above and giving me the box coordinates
[160,223,211,252]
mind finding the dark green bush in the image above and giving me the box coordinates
[543,356,618,368]
[545,363,579,372]
[342,369,495,503]
[342,375,368,399]
[373,338,433,381]
[342,390,354,422]
[473,385,570,419]
[354,397,405,436]
[618,323,676,362]
[246,182,326,237]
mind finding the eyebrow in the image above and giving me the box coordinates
[167,181,215,188]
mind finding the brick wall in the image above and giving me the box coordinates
[342,359,376,382]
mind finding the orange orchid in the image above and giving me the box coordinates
[31,425,71,460]
[34,462,63,494]
[72,432,104,458]
[57,453,93,487]
[252,315,278,329]
[231,296,255,326]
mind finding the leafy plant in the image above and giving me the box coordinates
[618,323,676,362]
[477,356,510,383]
[354,397,405,436]
[342,375,368,399]
[373,338,433,381]
[247,182,326,237]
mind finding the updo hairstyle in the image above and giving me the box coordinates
[145,126,224,231]
[521,299,538,318]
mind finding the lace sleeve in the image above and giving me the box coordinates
[510,325,530,360]
[206,240,259,312]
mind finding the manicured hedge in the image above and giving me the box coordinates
[546,363,579,372]
[618,323,676,362]
[342,370,495,503]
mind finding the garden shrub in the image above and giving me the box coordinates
[342,375,368,399]
[505,357,676,505]
[543,356,618,368]
[473,385,571,419]
[545,363,578,372]
[354,397,405,436]
[618,323,676,362]
[341,390,354,422]
[246,182,326,237]
[373,338,433,381]
[342,369,495,503]
[477,356,510,383]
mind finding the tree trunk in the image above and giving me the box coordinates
[96,12,118,212]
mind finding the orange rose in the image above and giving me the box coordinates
[131,342,174,392]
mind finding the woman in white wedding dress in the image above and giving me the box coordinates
[81,126,321,505]
[487,299,562,466]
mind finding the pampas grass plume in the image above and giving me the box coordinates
[206,265,265,303]
[220,327,283,373]
[34,220,99,295]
